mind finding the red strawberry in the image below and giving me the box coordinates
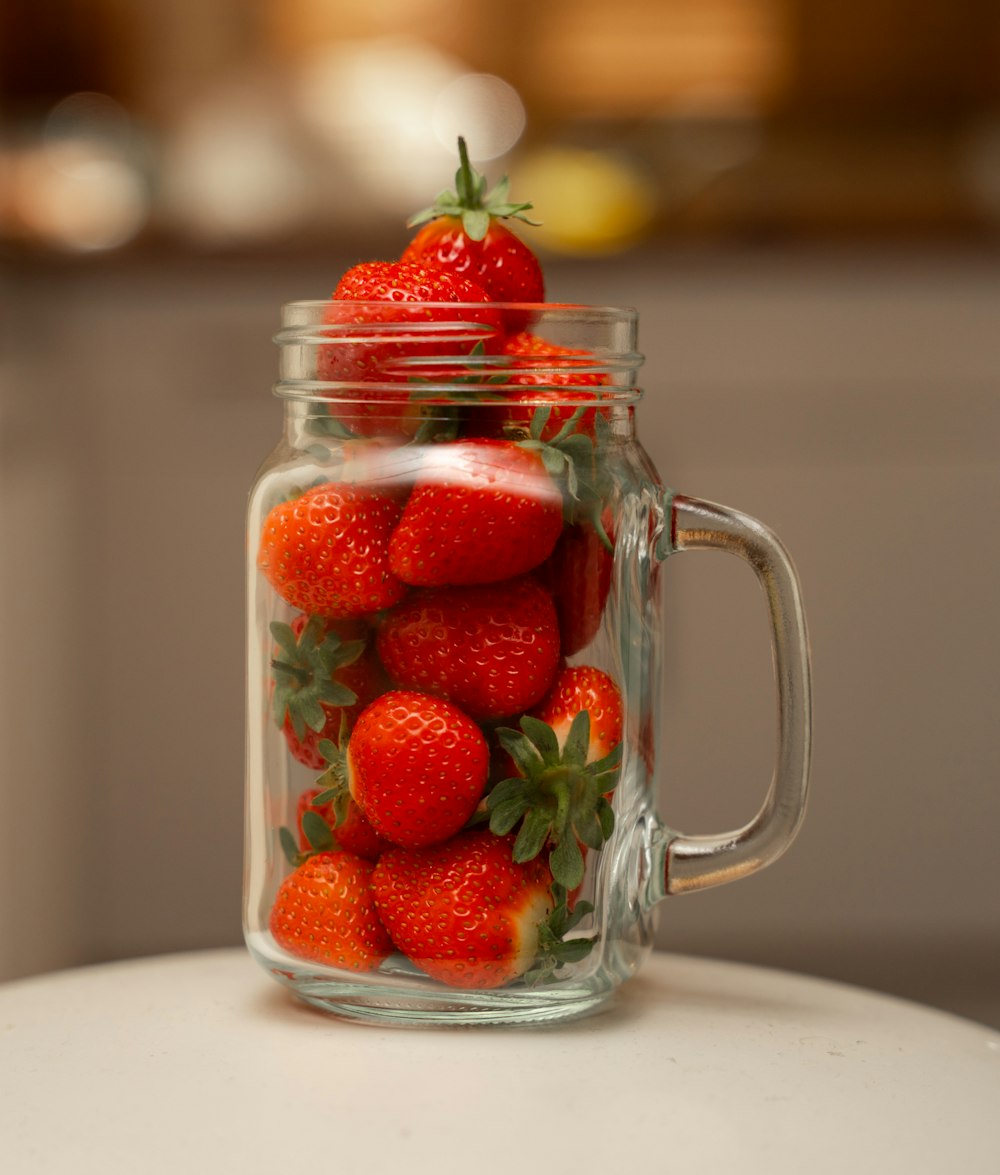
[478,332,606,443]
[296,787,390,862]
[500,331,607,388]
[371,831,555,989]
[257,482,408,618]
[388,438,564,587]
[347,690,489,848]
[269,851,393,971]
[317,261,503,438]
[402,137,544,305]
[532,665,623,764]
[376,576,560,721]
[271,614,388,770]
[535,518,614,656]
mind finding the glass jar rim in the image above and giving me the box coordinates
[274,300,644,403]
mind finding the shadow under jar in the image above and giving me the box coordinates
[244,301,811,1026]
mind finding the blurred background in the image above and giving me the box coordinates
[1,1,998,1024]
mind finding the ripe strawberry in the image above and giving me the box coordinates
[317,260,504,439]
[347,690,489,848]
[320,259,501,397]
[532,665,624,764]
[269,851,393,971]
[535,518,614,656]
[295,786,390,862]
[376,575,561,721]
[501,331,608,388]
[488,667,624,889]
[388,438,564,587]
[257,482,408,618]
[270,614,387,770]
[402,137,544,304]
[477,332,606,443]
[371,831,556,989]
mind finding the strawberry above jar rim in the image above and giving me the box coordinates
[401,136,544,305]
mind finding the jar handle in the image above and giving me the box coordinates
[654,492,812,895]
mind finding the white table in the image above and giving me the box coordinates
[1,948,997,1173]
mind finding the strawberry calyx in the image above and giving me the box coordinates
[487,711,622,889]
[279,808,335,868]
[514,410,615,550]
[524,883,598,985]
[310,735,351,820]
[407,136,540,242]
[405,342,512,444]
[270,617,366,740]
[278,732,350,867]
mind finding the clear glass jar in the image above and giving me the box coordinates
[244,302,811,1026]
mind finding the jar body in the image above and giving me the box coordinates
[244,304,666,1025]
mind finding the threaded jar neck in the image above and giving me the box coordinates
[274,301,644,407]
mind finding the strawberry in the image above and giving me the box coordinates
[347,690,489,848]
[317,261,503,439]
[278,738,392,864]
[318,260,503,439]
[388,438,564,587]
[294,786,390,862]
[500,331,608,389]
[257,482,408,618]
[532,665,624,764]
[372,831,567,989]
[402,137,544,305]
[487,667,624,889]
[330,258,497,314]
[270,614,387,769]
[478,331,606,443]
[535,518,614,656]
[269,851,393,971]
[376,575,561,721]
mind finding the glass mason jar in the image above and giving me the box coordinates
[244,301,811,1026]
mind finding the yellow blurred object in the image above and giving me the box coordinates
[513,147,656,255]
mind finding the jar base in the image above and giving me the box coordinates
[250,941,618,1028]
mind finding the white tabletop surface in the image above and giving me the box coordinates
[1,948,997,1174]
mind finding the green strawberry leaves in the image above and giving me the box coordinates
[310,731,351,828]
[278,807,335,869]
[515,409,614,551]
[278,735,350,868]
[524,884,598,986]
[407,137,540,240]
[487,710,622,890]
[270,616,364,739]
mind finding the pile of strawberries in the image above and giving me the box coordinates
[255,141,625,991]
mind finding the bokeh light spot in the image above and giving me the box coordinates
[431,74,525,161]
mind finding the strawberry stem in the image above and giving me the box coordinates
[455,136,479,209]
[547,406,590,446]
[406,137,540,239]
[524,885,598,985]
[270,659,310,686]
